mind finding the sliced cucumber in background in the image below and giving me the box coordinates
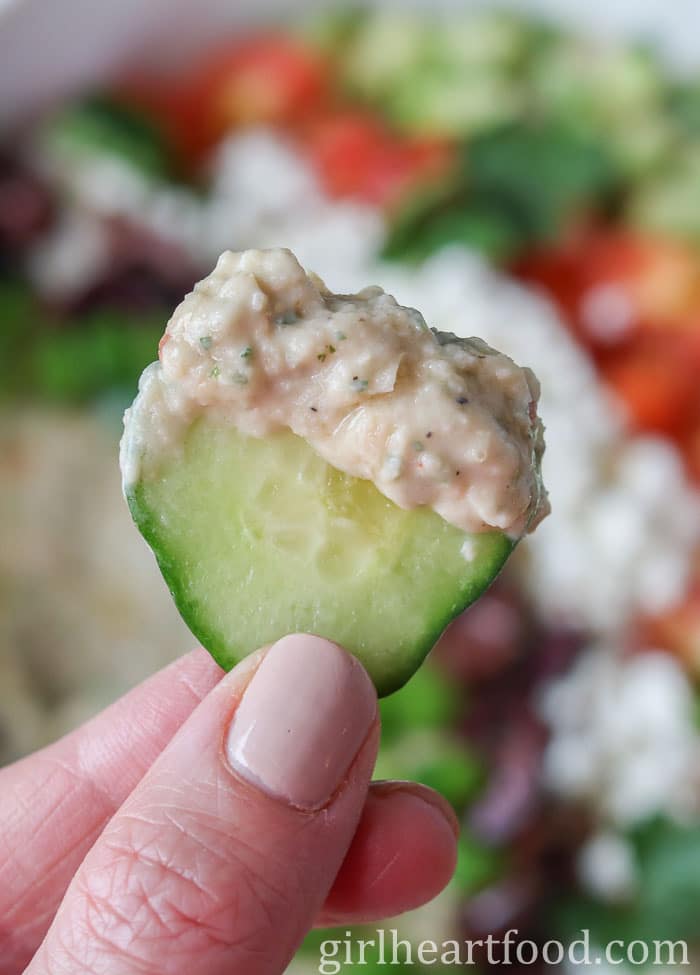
[629,146,700,242]
[128,417,513,696]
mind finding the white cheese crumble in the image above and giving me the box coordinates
[539,647,700,825]
[577,830,638,903]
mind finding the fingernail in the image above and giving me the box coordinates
[373,780,461,840]
[226,634,377,809]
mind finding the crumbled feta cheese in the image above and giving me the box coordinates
[577,830,638,902]
[539,647,700,825]
[27,208,111,299]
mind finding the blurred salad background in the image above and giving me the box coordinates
[3,1,700,971]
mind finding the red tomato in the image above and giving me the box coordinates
[683,425,700,485]
[308,114,383,199]
[308,112,453,209]
[600,335,699,437]
[516,229,700,351]
[643,586,700,674]
[517,228,700,444]
[117,79,213,170]
[590,232,700,329]
[194,34,329,137]
[121,35,329,167]
[514,242,587,335]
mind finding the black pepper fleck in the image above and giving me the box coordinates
[456,397,469,405]
[310,406,318,412]
[426,431,433,438]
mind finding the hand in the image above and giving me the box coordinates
[0,634,458,975]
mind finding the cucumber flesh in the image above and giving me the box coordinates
[128,417,513,696]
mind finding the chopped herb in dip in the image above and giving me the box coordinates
[275,310,298,326]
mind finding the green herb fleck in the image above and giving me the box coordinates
[210,365,220,379]
[232,371,248,386]
[318,343,337,362]
[240,346,253,359]
[275,310,298,326]
[407,307,427,331]
[199,335,213,350]
[413,441,424,452]
[351,377,369,392]
[335,331,347,342]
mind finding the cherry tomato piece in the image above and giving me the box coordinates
[308,112,452,209]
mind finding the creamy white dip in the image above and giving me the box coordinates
[121,248,548,538]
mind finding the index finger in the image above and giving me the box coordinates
[0,647,223,971]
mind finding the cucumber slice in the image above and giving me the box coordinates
[127,417,512,696]
[122,248,546,694]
